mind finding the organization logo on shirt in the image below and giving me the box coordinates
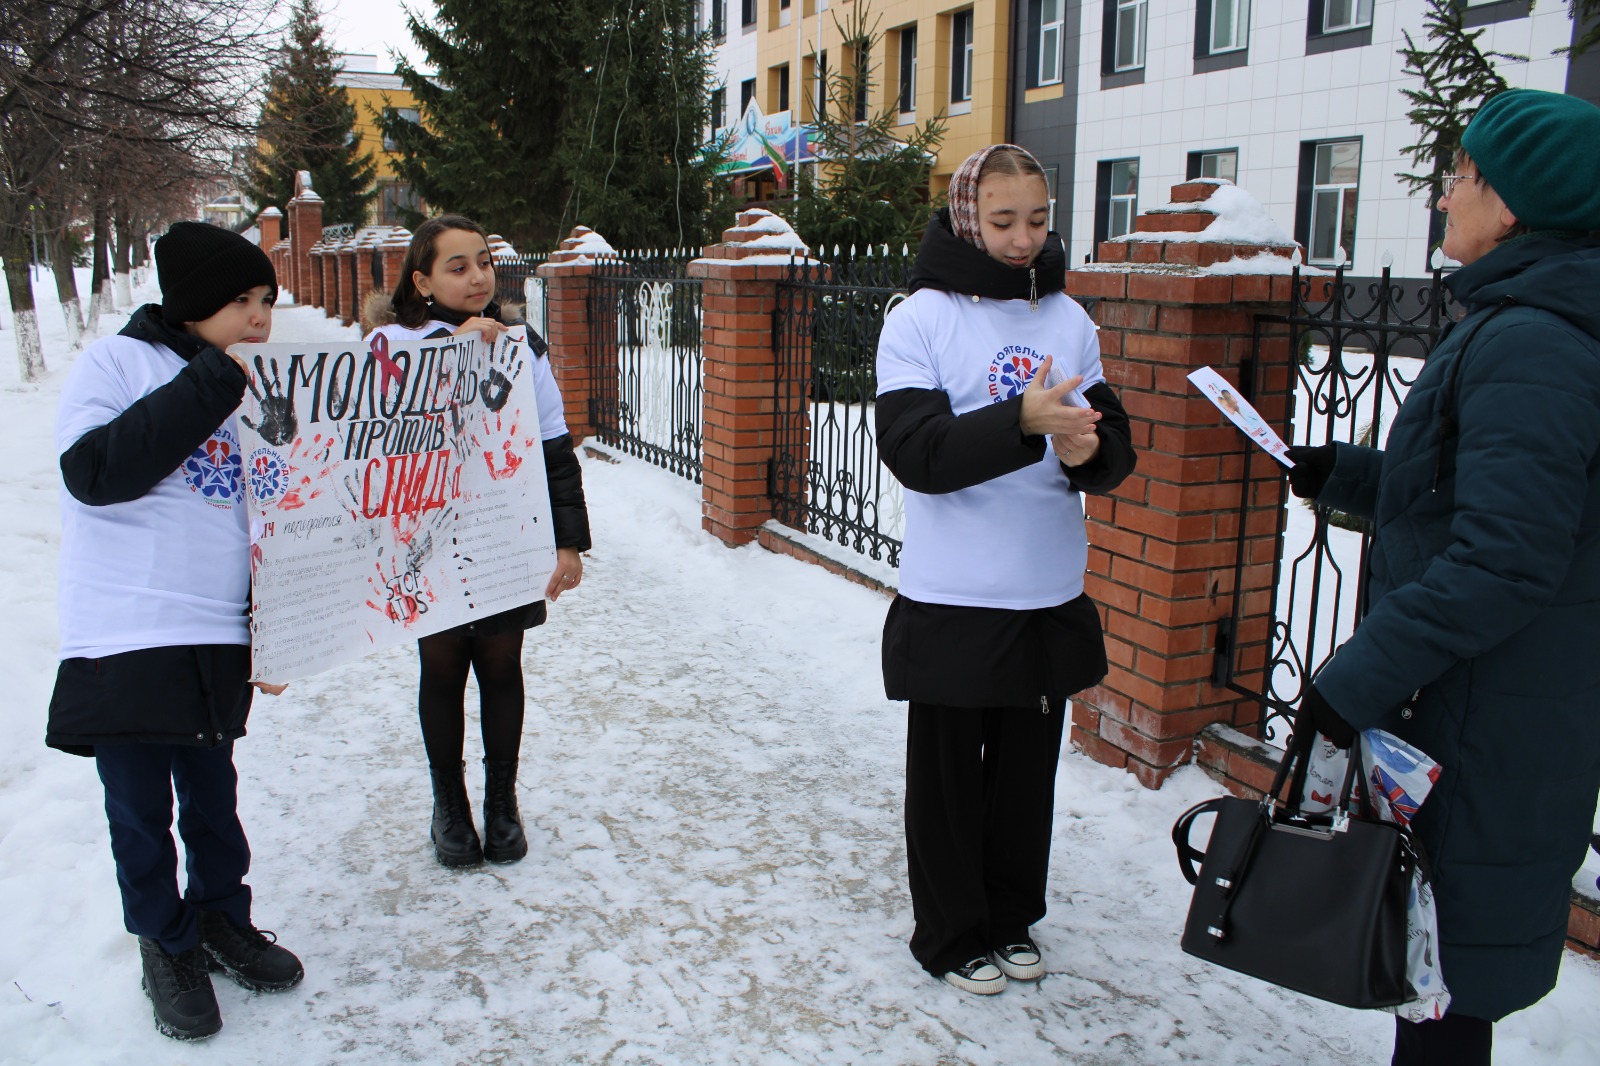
[988,345,1046,402]
[183,426,242,506]
[248,447,288,504]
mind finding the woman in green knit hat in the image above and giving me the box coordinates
[1285,87,1600,1065]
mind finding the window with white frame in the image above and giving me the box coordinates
[711,87,726,132]
[1192,149,1238,182]
[1321,0,1373,33]
[710,0,725,37]
[899,27,917,116]
[1038,0,1064,86]
[1211,0,1249,53]
[1307,140,1360,265]
[1108,159,1139,237]
[383,108,420,152]
[1114,0,1148,71]
[951,10,974,105]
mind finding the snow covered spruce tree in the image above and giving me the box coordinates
[239,0,377,228]
[377,0,582,248]
[555,0,729,250]
[776,3,945,254]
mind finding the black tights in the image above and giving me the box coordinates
[417,629,526,768]
[1392,1013,1492,1066]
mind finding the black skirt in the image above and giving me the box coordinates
[426,599,547,640]
[882,592,1108,707]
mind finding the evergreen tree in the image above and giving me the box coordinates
[774,3,945,253]
[1396,0,1522,263]
[377,0,581,248]
[240,0,377,227]
[555,0,728,249]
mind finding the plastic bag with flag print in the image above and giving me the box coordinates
[1299,727,1450,1022]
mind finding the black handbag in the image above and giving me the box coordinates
[1171,740,1418,1009]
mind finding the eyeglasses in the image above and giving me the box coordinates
[1440,173,1473,196]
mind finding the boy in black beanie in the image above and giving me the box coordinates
[47,221,303,1041]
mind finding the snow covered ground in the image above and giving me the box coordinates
[3,269,1599,1064]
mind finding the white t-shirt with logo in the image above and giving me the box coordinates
[56,336,250,658]
[877,288,1103,609]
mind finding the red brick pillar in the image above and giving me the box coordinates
[687,210,814,547]
[336,236,358,327]
[257,207,282,252]
[1065,180,1304,788]
[536,226,609,442]
[285,192,322,306]
[377,227,411,296]
[319,242,338,318]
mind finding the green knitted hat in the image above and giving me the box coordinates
[1461,89,1600,232]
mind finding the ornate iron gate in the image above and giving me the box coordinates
[586,252,703,482]
[1214,265,1457,742]
[771,251,913,567]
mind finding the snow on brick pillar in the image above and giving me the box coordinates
[286,190,322,305]
[257,207,282,253]
[688,209,816,547]
[1064,179,1305,789]
[537,226,615,443]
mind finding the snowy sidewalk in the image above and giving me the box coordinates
[2,289,1598,1064]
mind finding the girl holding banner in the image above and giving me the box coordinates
[365,215,591,868]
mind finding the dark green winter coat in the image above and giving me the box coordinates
[1314,234,1600,1020]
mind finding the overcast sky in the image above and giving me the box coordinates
[320,0,433,71]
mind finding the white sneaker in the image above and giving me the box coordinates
[990,939,1045,981]
[943,956,1008,995]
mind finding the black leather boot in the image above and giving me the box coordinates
[482,758,528,863]
[429,762,483,867]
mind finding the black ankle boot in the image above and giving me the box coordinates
[429,762,483,867]
[482,758,528,863]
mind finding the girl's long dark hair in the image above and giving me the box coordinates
[390,214,492,328]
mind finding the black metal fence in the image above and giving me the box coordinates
[586,249,704,482]
[494,253,550,334]
[1216,265,1458,742]
[772,248,915,567]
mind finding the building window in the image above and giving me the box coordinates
[815,50,828,120]
[951,9,974,107]
[1110,0,1147,72]
[1094,158,1139,249]
[1319,0,1373,33]
[741,0,756,29]
[776,65,790,113]
[711,0,726,37]
[711,87,726,131]
[899,27,917,115]
[1209,0,1249,53]
[382,107,420,152]
[1043,165,1060,231]
[378,181,420,225]
[779,0,791,28]
[851,42,869,121]
[1299,139,1361,266]
[740,78,756,116]
[1037,0,1064,86]
[1187,148,1238,182]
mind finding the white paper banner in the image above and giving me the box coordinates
[1187,365,1293,467]
[235,328,555,683]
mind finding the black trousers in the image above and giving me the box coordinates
[1392,1013,1492,1066]
[95,741,253,955]
[904,699,1067,975]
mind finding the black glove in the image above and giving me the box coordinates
[1294,684,1357,751]
[1285,444,1335,500]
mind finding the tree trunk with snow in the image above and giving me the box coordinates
[3,235,47,382]
[113,209,134,308]
[86,204,112,335]
[47,231,85,349]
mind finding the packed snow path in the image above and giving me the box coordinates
[3,287,1598,1064]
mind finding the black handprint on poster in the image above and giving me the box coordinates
[241,355,298,446]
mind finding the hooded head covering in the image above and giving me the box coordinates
[946,144,1049,252]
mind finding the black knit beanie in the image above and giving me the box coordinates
[155,221,278,325]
